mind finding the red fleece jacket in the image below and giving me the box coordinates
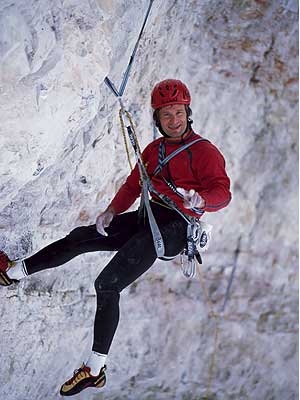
[110,130,231,218]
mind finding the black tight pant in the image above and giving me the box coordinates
[24,203,188,354]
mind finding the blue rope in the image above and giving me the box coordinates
[104,0,154,98]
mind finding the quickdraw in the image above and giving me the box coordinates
[104,0,154,98]
[118,107,140,171]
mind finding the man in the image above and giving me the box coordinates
[0,79,231,396]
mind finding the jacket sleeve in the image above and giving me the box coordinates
[109,163,142,214]
[196,143,231,212]
[109,141,157,214]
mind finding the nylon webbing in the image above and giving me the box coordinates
[142,180,165,257]
[125,124,165,257]
[104,0,154,98]
[153,138,207,176]
[124,123,195,259]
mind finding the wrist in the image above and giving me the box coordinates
[106,205,116,216]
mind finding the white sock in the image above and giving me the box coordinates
[86,351,107,375]
[7,260,28,280]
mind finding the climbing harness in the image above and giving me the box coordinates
[118,107,211,273]
[153,138,206,217]
[153,138,206,175]
[151,138,213,277]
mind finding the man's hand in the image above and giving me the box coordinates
[96,208,115,236]
[177,188,205,209]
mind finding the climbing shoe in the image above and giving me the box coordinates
[60,363,106,396]
[0,251,18,286]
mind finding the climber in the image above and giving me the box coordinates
[0,79,231,396]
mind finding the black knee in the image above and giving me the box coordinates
[94,275,120,306]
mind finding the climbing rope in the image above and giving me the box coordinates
[118,108,137,170]
[104,0,154,170]
[220,236,241,312]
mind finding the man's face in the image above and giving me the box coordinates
[158,104,188,138]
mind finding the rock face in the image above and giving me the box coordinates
[0,1,298,399]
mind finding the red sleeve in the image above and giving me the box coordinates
[196,142,231,212]
[109,163,141,214]
[109,142,156,214]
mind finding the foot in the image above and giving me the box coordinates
[0,251,18,287]
[60,363,106,396]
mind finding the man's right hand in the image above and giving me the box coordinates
[96,208,115,236]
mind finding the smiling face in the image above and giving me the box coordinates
[158,104,188,138]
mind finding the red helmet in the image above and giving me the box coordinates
[151,79,191,110]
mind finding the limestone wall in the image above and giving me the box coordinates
[0,1,298,399]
